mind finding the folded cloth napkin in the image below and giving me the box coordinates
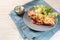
[9,0,60,40]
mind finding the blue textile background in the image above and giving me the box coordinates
[9,0,60,40]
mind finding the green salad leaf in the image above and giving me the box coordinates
[15,6,21,12]
[48,12,58,17]
[34,4,58,17]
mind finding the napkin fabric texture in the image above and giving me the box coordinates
[10,0,60,40]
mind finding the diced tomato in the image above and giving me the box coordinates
[32,19,36,24]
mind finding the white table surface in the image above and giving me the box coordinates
[0,0,60,40]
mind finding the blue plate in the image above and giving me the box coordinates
[23,11,58,31]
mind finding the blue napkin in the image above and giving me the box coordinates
[9,0,60,40]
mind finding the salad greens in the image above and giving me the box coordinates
[15,6,21,12]
[48,12,58,17]
[34,5,58,17]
